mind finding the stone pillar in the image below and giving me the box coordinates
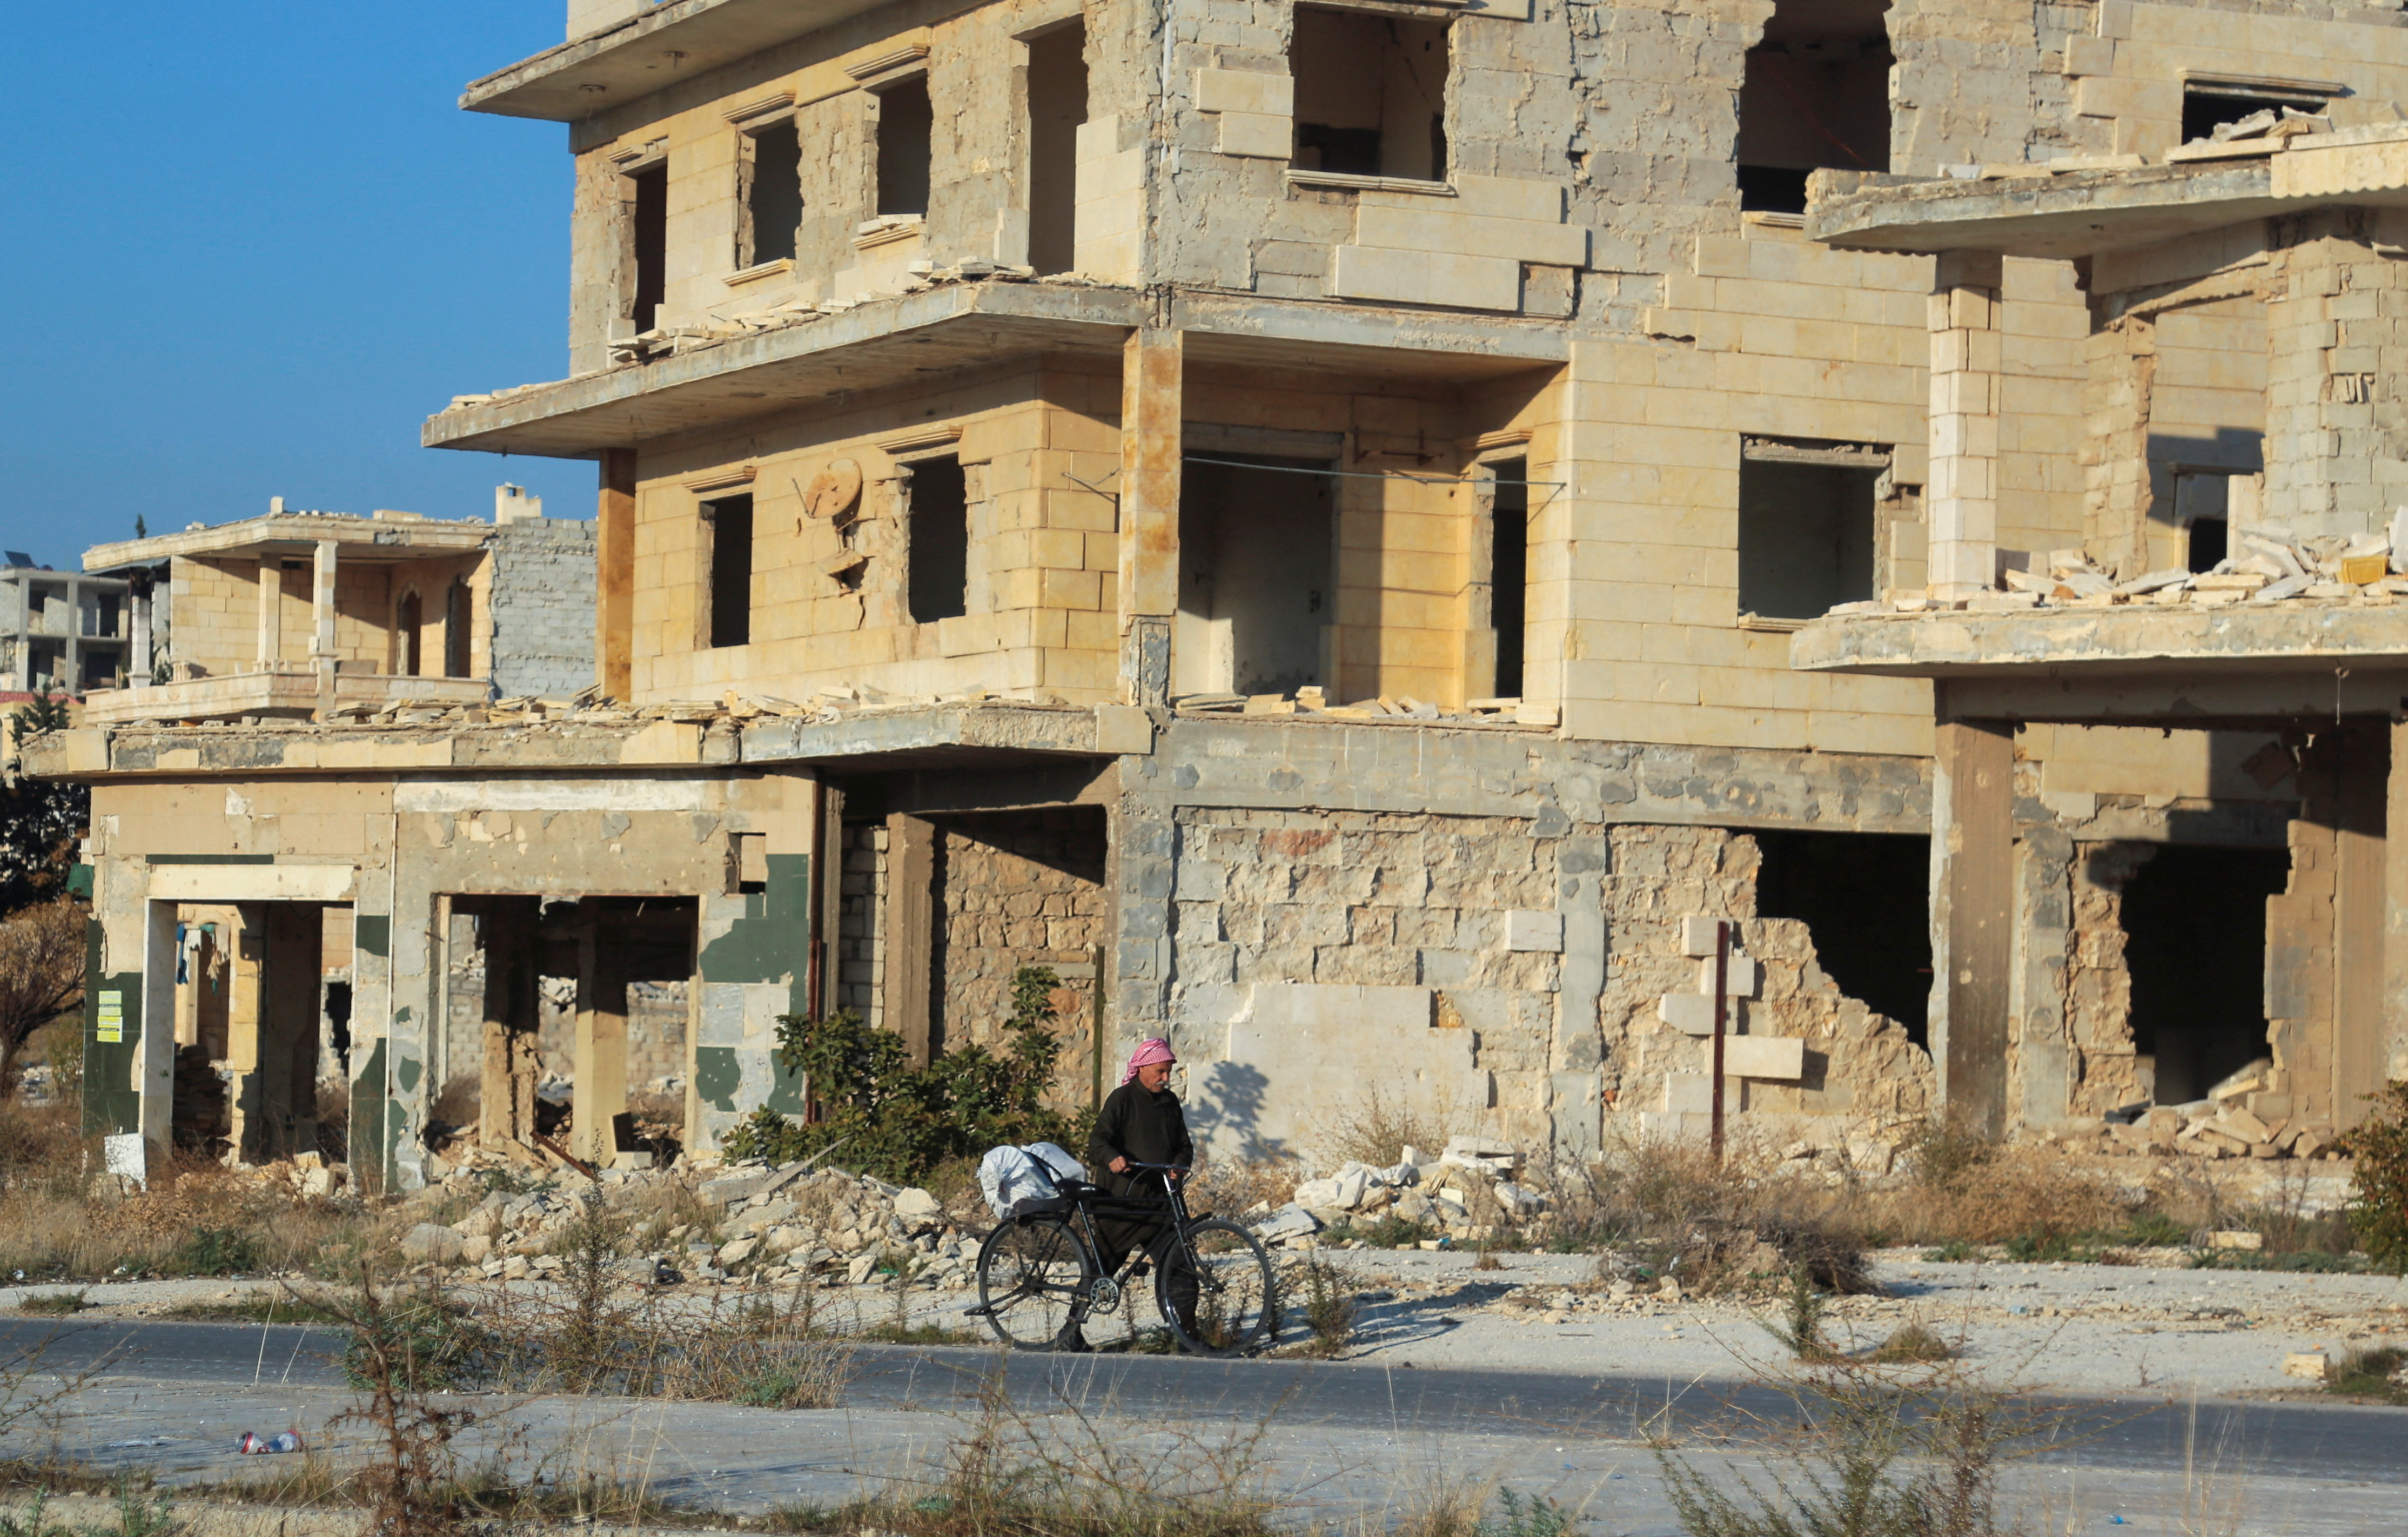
[596,448,638,700]
[2336,726,2389,1131]
[478,897,541,1155]
[1926,252,2003,600]
[1929,709,2014,1137]
[256,558,281,669]
[2081,313,2157,580]
[137,897,178,1156]
[2383,715,2408,1117]
[251,905,322,1162]
[129,577,152,682]
[2263,211,2408,539]
[1118,325,1180,708]
[571,908,630,1166]
[883,813,938,1065]
[311,542,338,661]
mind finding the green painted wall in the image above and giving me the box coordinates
[81,918,139,1136]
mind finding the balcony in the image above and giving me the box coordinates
[80,666,492,727]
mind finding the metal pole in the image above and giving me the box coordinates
[1710,919,1728,1164]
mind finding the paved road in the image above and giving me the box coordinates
[4,1317,2400,1487]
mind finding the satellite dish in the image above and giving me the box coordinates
[804,459,863,519]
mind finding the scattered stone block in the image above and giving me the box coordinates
[2206,1230,2263,1251]
[893,1187,942,1220]
[2283,1351,2330,1381]
[717,1236,761,1267]
[401,1224,465,1265]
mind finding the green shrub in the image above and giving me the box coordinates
[2340,1082,2408,1277]
[164,1227,260,1276]
[721,967,1076,1185]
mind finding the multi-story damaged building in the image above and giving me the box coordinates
[32,0,2408,1184]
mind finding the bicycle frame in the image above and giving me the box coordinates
[1007,1163,1205,1326]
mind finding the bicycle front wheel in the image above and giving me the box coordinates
[976,1215,1094,1350]
[1156,1219,1276,1357]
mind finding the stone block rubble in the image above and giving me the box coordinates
[1174,686,1560,728]
[1247,1136,1551,1247]
[399,1153,979,1291]
[1834,520,2408,618]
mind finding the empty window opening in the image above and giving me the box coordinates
[1290,8,1450,181]
[2174,470,2238,573]
[742,118,803,266]
[2119,844,2290,1105]
[1753,830,1933,1049]
[706,493,755,648]
[906,458,970,623]
[1025,24,1089,277]
[1176,455,1332,696]
[397,591,424,676]
[1739,443,1884,620]
[444,578,472,678]
[628,162,667,332]
[876,79,935,219]
[1738,0,1893,214]
[1488,459,1528,698]
[2182,86,2326,146]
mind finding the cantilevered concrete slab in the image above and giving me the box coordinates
[465,0,890,121]
[1809,128,2408,259]
[421,281,1143,460]
[740,701,1123,773]
[1793,603,2408,724]
[84,513,491,573]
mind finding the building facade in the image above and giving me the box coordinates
[36,0,2408,1183]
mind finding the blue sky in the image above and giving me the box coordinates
[1,3,592,571]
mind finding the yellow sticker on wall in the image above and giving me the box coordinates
[96,991,123,1045]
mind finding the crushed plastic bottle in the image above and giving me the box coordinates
[236,1431,301,1455]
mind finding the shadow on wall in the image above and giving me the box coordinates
[1186,1059,1286,1163]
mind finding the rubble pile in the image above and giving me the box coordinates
[2055,1062,2344,1163]
[1247,1137,1551,1248]
[401,1156,978,1289]
[1174,686,1559,727]
[113,680,1094,732]
[1836,520,2408,617]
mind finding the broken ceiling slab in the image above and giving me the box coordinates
[464,0,893,122]
[1808,127,2408,260]
[422,280,1141,460]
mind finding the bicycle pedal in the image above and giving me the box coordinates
[964,1304,997,1317]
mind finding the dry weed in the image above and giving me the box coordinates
[1318,1084,1475,1170]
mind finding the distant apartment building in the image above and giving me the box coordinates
[2,556,132,699]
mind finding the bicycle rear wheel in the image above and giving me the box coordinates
[976,1216,1093,1350]
[1156,1219,1276,1357]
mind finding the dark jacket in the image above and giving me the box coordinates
[1089,1079,1193,1189]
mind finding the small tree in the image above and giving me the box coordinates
[721,966,1074,1182]
[2340,1081,2408,1277]
[2,696,86,918]
[0,900,84,1098]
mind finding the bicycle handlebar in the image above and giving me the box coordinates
[1122,1161,1191,1172]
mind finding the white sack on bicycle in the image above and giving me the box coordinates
[977,1141,1087,1219]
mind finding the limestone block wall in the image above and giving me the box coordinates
[629,363,1123,704]
[935,809,1106,1051]
[490,518,599,699]
[564,0,1139,364]
[1598,825,1934,1136]
[836,820,889,1026]
[2060,1,2408,164]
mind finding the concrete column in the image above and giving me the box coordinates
[256,558,281,669]
[2335,725,2389,1130]
[571,909,630,1166]
[2383,716,2408,1120]
[1929,709,2015,1137]
[1118,325,1180,708]
[597,449,638,700]
[129,580,152,682]
[1926,251,2003,601]
[883,813,938,1064]
[2264,210,2408,539]
[311,541,338,661]
[137,898,178,1156]
[252,905,322,1162]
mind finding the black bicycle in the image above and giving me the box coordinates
[970,1162,1277,1356]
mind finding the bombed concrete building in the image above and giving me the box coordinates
[31,0,2408,1184]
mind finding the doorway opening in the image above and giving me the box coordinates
[1738,0,1893,213]
[1487,458,1528,699]
[1025,24,1088,276]
[1175,455,1332,697]
[2120,844,2289,1104]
